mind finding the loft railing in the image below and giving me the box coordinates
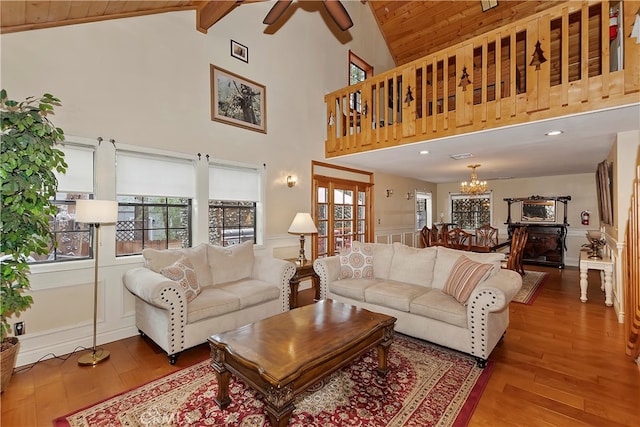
[324,0,640,158]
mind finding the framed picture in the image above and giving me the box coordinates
[231,40,248,63]
[596,160,614,225]
[521,200,556,222]
[210,65,266,133]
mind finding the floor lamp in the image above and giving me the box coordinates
[75,199,118,366]
[288,212,318,265]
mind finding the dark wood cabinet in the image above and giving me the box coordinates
[504,195,571,269]
[507,223,567,268]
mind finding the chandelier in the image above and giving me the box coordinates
[460,164,488,195]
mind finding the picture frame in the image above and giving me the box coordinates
[596,160,614,225]
[230,40,248,63]
[210,65,266,133]
[521,200,556,223]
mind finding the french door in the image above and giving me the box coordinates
[313,177,373,258]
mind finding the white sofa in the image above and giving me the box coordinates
[313,242,522,367]
[123,241,296,364]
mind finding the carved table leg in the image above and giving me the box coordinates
[264,384,295,427]
[210,348,231,409]
[376,326,394,375]
[376,342,391,375]
[579,265,588,303]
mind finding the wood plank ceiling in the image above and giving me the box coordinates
[0,1,566,65]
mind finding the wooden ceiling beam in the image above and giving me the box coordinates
[195,0,240,34]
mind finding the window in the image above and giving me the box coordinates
[28,142,95,264]
[208,163,262,247]
[450,193,492,230]
[116,150,196,256]
[116,196,191,255]
[349,51,373,112]
[208,201,256,246]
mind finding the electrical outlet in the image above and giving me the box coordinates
[14,321,25,336]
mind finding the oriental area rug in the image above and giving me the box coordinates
[512,270,548,305]
[54,334,493,427]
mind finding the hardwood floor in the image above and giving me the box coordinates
[1,266,639,426]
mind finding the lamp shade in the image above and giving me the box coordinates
[288,212,318,234]
[75,199,118,224]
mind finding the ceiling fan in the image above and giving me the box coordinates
[263,0,354,31]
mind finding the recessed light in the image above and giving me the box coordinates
[546,130,563,136]
[419,150,429,155]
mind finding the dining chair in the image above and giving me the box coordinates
[446,227,473,251]
[419,225,431,247]
[430,223,446,246]
[475,224,499,248]
[502,226,528,275]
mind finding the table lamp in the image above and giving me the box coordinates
[288,212,318,265]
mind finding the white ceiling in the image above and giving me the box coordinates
[330,103,640,184]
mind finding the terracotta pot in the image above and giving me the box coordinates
[1,337,20,393]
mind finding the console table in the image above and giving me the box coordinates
[579,251,614,306]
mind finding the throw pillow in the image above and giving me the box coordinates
[207,240,254,285]
[339,242,374,279]
[143,243,212,286]
[389,242,437,287]
[160,256,202,302]
[442,255,494,305]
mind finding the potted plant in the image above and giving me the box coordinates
[0,90,67,392]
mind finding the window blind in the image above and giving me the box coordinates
[116,151,195,198]
[209,164,261,202]
[54,144,95,193]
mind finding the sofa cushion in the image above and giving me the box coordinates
[364,280,429,312]
[432,246,504,290]
[208,241,254,285]
[388,243,437,287]
[187,287,240,323]
[410,290,468,328]
[442,255,494,305]
[160,256,202,302]
[143,243,212,286]
[217,279,280,309]
[330,278,381,301]
[339,242,374,279]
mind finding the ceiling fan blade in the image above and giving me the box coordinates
[321,0,353,31]
[263,0,293,25]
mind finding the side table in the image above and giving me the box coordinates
[579,251,614,306]
[287,259,320,309]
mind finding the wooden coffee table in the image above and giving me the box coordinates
[208,299,396,426]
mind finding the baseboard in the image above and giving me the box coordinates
[15,325,139,367]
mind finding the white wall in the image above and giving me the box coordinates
[0,2,396,366]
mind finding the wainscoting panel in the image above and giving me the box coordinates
[375,227,418,247]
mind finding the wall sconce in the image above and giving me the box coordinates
[386,189,393,198]
[286,175,297,187]
[406,192,414,200]
[480,0,498,12]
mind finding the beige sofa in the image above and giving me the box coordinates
[123,241,296,364]
[313,242,522,367]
